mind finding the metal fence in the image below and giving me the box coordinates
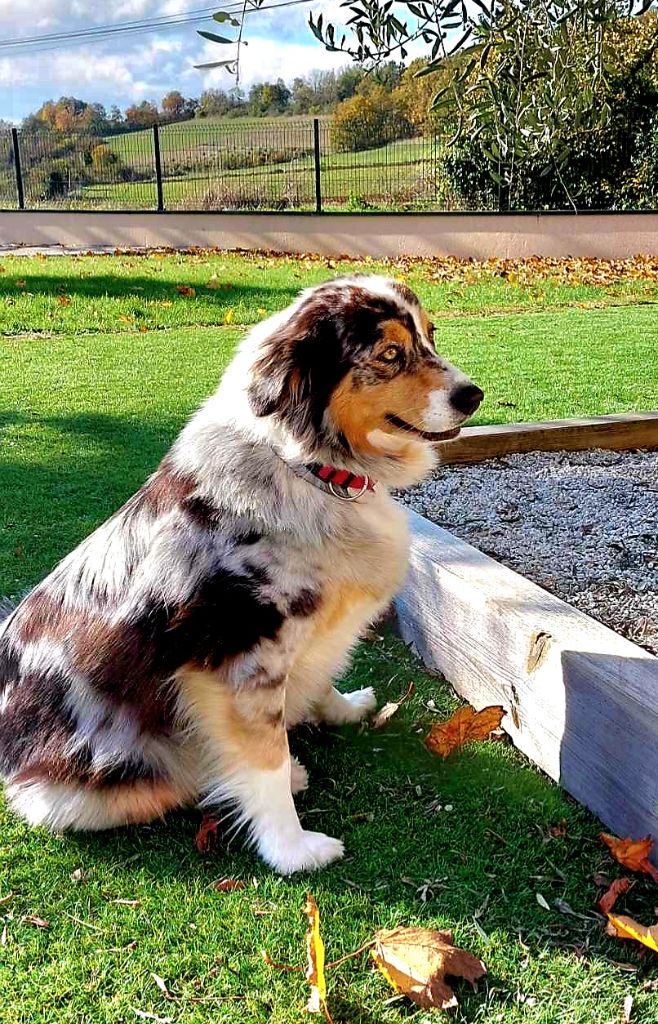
[0,117,655,213]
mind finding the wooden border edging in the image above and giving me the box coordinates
[438,412,658,464]
[395,510,658,855]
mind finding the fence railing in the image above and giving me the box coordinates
[0,117,656,214]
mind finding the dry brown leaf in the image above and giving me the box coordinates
[305,894,332,1021]
[426,705,505,758]
[23,914,49,929]
[606,913,658,953]
[57,294,71,306]
[371,682,415,730]
[598,878,633,916]
[600,834,658,884]
[371,926,486,1010]
[211,878,246,893]
[195,814,222,854]
[176,285,196,297]
[15,279,26,288]
[623,994,634,1023]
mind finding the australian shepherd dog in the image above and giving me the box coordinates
[0,276,482,874]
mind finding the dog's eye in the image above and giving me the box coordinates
[379,345,401,363]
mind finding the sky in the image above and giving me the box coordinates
[0,0,356,122]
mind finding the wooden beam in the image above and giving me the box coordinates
[438,412,658,465]
[395,510,658,854]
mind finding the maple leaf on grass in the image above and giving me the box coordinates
[371,927,486,1010]
[597,877,633,916]
[606,913,658,954]
[425,705,505,758]
[195,814,222,855]
[600,833,658,883]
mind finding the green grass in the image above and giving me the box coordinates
[1,251,658,1022]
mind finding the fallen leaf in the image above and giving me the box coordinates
[598,878,633,915]
[176,285,196,297]
[371,926,486,1010]
[195,814,222,854]
[606,913,658,953]
[372,682,415,729]
[207,275,221,289]
[15,279,26,288]
[305,894,332,1021]
[536,893,551,911]
[223,308,235,324]
[600,833,658,884]
[623,994,634,1023]
[56,294,71,306]
[548,820,568,838]
[425,705,505,758]
[151,973,173,999]
[23,915,49,929]
[118,314,135,324]
[211,878,245,892]
[0,892,14,906]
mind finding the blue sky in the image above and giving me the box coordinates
[0,0,353,122]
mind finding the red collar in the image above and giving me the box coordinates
[308,463,376,495]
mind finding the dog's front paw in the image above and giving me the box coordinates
[290,757,309,794]
[341,686,377,722]
[259,830,344,875]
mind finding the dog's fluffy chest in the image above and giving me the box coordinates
[323,491,409,599]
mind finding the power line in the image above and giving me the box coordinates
[0,0,314,55]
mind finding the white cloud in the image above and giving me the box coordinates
[195,34,348,91]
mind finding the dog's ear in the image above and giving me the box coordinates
[247,298,347,444]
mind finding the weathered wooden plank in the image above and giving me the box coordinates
[395,509,658,854]
[438,412,658,465]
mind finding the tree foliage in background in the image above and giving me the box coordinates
[305,0,658,206]
[331,85,413,150]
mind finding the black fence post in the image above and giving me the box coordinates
[313,118,322,214]
[11,128,25,211]
[153,124,164,212]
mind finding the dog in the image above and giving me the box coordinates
[0,275,482,874]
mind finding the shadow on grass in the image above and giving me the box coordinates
[0,274,301,306]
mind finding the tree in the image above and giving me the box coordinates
[331,86,413,151]
[161,90,186,121]
[124,101,159,128]
[248,79,291,115]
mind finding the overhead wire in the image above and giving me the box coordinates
[0,0,316,56]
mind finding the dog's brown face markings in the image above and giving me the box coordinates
[328,316,451,454]
[248,278,481,461]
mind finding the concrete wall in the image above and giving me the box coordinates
[1,210,658,259]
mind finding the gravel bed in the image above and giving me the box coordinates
[399,448,658,655]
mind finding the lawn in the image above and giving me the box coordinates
[1,250,658,1023]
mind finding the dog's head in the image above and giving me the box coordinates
[247,276,483,479]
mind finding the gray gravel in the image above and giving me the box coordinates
[399,449,658,655]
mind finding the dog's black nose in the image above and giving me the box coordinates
[451,383,484,416]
